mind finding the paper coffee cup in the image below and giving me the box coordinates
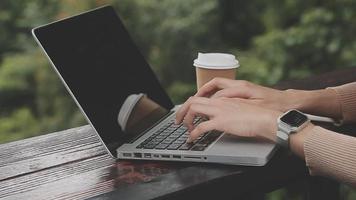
[193,53,239,89]
[118,93,161,131]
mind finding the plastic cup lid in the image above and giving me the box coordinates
[193,52,239,69]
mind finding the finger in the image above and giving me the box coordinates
[175,96,194,124]
[183,103,217,131]
[175,97,210,124]
[210,87,252,99]
[187,121,216,143]
[194,78,232,97]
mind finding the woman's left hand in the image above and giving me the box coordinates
[175,97,282,143]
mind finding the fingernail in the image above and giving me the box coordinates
[186,137,192,143]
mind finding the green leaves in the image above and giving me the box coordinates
[0,108,40,143]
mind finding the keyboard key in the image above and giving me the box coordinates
[197,138,210,145]
[170,124,181,129]
[207,130,222,138]
[151,138,164,143]
[161,140,173,145]
[160,124,170,129]
[179,135,188,139]
[162,138,175,144]
[176,127,187,132]
[171,133,183,137]
[167,143,182,150]
[191,145,206,151]
[155,143,170,149]
[155,135,167,139]
[159,133,170,137]
[172,140,185,145]
[146,141,160,146]
[179,143,194,150]
[143,144,156,149]
[165,127,177,132]
[196,131,222,146]
[176,136,187,140]
[167,136,178,140]
[157,127,166,131]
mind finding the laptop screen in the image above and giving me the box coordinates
[32,6,174,155]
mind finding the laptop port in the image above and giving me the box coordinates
[123,153,132,157]
[134,153,142,158]
[153,154,159,158]
[183,156,202,160]
[172,155,181,159]
[144,153,151,158]
[161,155,170,158]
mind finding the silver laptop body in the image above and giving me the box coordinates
[117,108,277,166]
[32,5,277,166]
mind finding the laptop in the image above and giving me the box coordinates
[32,5,277,166]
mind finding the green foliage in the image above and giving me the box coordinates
[0,107,40,143]
[167,82,196,105]
[253,3,356,82]
[114,0,222,85]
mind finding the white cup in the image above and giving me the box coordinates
[193,53,239,89]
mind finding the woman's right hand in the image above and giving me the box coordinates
[194,78,342,119]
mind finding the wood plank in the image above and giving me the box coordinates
[0,125,107,180]
[0,154,114,200]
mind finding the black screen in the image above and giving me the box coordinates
[280,110,308,127]
[33,6,174,154]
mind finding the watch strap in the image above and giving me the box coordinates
[276,129,290,148]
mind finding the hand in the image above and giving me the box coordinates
[194,78,293,112]
[175,97,281,143]
[195,77,342,120]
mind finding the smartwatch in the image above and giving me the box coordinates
[276,109,310,148]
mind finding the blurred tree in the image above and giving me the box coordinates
[217,0,265,49]
[114,0,223,87]
[0,0,87,141]
[250,0,356,82]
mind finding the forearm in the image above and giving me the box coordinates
[286,88,342,120]
[290,125,356,187]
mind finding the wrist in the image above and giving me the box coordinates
[289,123,314,159]
[285,89,341,119]
[284,89,312,111]
[283,89,307,111]
[265,110,282,143]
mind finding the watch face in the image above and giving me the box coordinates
[280,110,308,127]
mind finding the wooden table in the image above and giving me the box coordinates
[1,67,356,200]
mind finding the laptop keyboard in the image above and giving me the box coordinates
[136,118,222,151]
